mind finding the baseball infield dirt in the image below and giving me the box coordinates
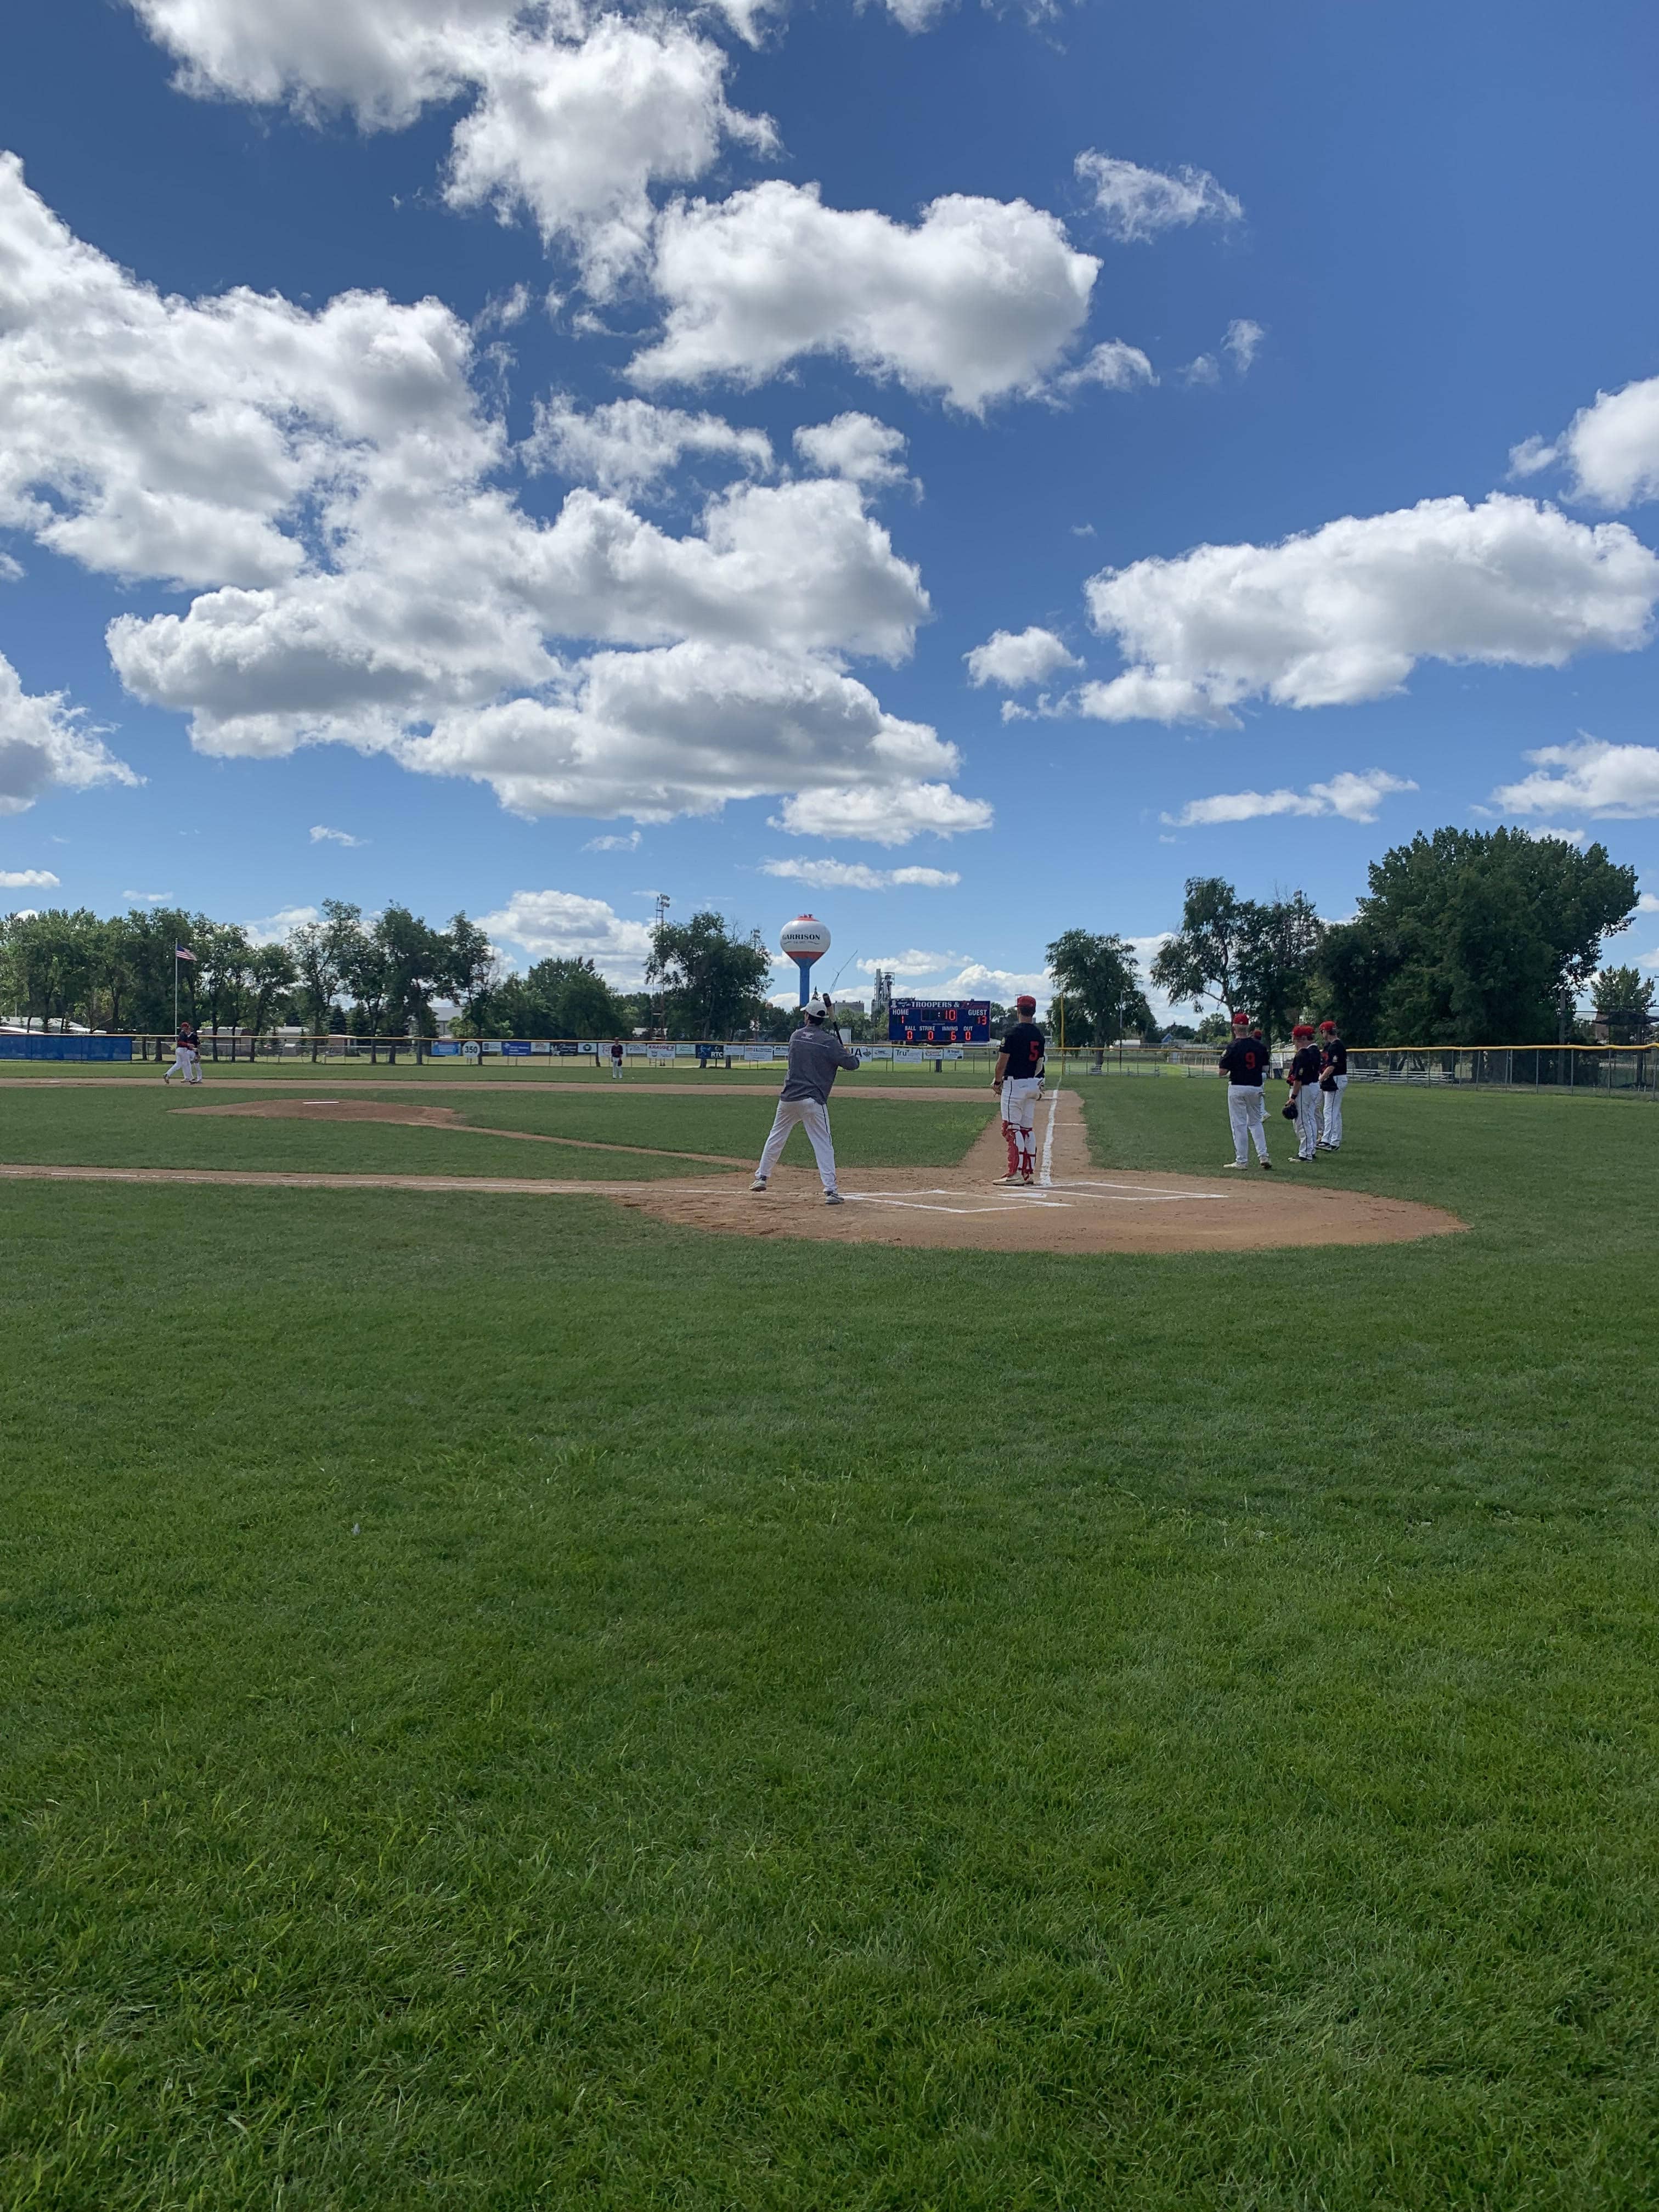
[608,1095,1464,1254]
[25,1088,1466,1254]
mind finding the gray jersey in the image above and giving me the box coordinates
[779,1023,860,1104]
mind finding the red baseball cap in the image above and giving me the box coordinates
[1230,1011,1249,1026]
[1015,994,1037,1013]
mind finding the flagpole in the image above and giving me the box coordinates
[174,949,179,1040]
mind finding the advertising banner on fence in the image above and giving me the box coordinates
[0,1035,133,1061]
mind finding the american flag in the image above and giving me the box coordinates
[174,944,197,962]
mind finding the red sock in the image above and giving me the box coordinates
[1003,1120,1019,1174]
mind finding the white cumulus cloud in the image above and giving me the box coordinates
[477,888,654,982]
[242,904,323,944]
[583,827,640,850]
[772,782,994,845]
[760,856,960,889]
[1493,737,1659,820]
[128,3,771,289]
[1164,770,1418,827]
[964,625,1080,689]
[1075,150,1242,242]
[631,182,1099,411]
[309,824,365,845]
[0,867,60,889]
[0,650,137,817]
[1078,494,1659,724]
[1509,374,1659,511]
[8,158,990,842]
[524,395,773,496]
[793,414,912,490]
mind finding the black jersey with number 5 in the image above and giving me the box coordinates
[1001,1021,1045,1079]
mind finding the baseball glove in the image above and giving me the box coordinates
[1319,1075,1338,1092]
[1281,1099,1297,1120]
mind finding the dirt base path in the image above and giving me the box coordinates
[0,1077,978,1099]
[174,1096,748,1165]
[1,1090,1464,1254]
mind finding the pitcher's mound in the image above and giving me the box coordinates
[180,1098,460,1126]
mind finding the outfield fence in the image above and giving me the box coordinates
[5,1030,1658,1098]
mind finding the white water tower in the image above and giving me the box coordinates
[780,915,831,1005]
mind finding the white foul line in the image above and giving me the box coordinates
[1039,1085,1060,1187]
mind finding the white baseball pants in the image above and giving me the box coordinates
[1001,1075,1041,1176]
[1294,1086,1319,1159]
[1321,1075,1346,1147]
[165,1047,195,1083]
[757,1097,839,1192]
[1227,1084,1269,1164]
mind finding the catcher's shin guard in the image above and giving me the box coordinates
[1002,1119,1020,1176]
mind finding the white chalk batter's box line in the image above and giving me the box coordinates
[841,1180,1234,1215]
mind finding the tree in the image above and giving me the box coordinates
[1317,828,1637,1044]
[246,942,297,1036]
[443,912,499,1024]
[373,905,448,1035]
[1150,879,1322,1044]
[1235,892,1325,1047]
[1150,878,1250,1020]
[1045,929,1152,1049]
[1593,964,1655,1044]
[645,911,772,1037]
[195,921,255,1041]
[289,901,361,1032]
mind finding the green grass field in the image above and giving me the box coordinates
[2,1075,1657,2208]
[0,1085,990,1179]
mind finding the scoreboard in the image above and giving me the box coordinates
[888,996,992,1045]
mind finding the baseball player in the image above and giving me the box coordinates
[1217,1011,1272,1169]
[609,1038,625,1081]
[1317,1019,1347,1150]
[162,1021,194,1085]
[992,994,1045,1185]
[751,994,859,1204]
[1286,1023,1322,1163]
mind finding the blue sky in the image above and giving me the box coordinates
[4,0,1659,1011]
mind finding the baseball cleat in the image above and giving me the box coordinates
[825,1190,844,1205]
[749,1178,768,1193]
[1224,1160,1245,1169]
[1260,1159,1273,1170]
[1022,1172,1035,1185]
[994,1172,1022,1184]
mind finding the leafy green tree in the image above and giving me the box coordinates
[1150,878,1250,1020]
[442,912,499,1024]
[288,901,361,1032]
[1318,828,1637,1043]
[1592,964,1655,1043]
[1045,929,1151,1049]
[1236,892,1325,1047]
[1151,879,1322,1043]
[645,911,772,1037]
[195,922,255,1042]
[247,942,297,1036]
[374,905,448,1035]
